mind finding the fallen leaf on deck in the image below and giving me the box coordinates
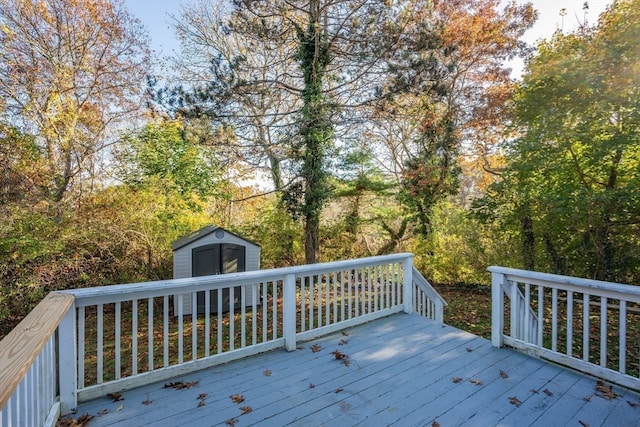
[342,331,349,336]
[225,417,239,426]
[432,422,440,427]
[579,421,590,427]
[335,388,344,393]
[108,392,123,402]
[115,404,123,412]
[142,398,152,405]
[342,360,351,367]
[339,339,349,345]
[469,378,482,385]
[198,393,208,400]
[198,400,206,407]
[311,344,322,353]
[466,347,473,352]
[97,409,109,415]
[499,370,508,379]
[230,394,245,404]
[509,396,521,407]
[543,389,553,396]
[452,377,462,383]
[583,395,592,402]
[595,380,619,400]
[331,350,348,360]
[56,413,95,427]
[530,389,539,394]
[309,383,316,388]
[627,400,640,408]
[164,380,199,390]
[263,369,272,376]
[240,406,253,414]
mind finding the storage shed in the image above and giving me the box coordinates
[172,225,260,316]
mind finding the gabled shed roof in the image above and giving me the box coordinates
[171,225,260,251]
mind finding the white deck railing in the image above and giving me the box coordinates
[490,266,640,391]
[0,253,446,424]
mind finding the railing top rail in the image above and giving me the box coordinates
[488,266,640,297]
[0,291,75,409]
[412,267,447,306]
[62,253,414,304]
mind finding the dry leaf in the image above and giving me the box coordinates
[530,389,539,394]
[432,422,440,427]
[240,406,253,414]
[198,400,206,408]
[543,389,553,396]
[311,344,322,353]
[469,378,483,385]
[142,398,152,406]
[230,394,245,404]
[579,421,590,427]
[499,370,508,379]
[108,392,123,402]
[342,331,349,336]
[509,396,521,407]
[331,350,348,360]
[466,347,473,352]
[452,377,462,383]
[115,404,124,412]
[225,418,239,426]
[97,409,109,415]
[309,383,316,388]
[595,380,619,400]
[263,369,272,377]
[164,380,198,390]
[335,388,344,393]
[339,339,349,345]
[342,359,351,367]
[583,395,592,402]
[57,413,95,427]
[627,400,640,408]
[197,393,208,400]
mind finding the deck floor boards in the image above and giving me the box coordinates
[73,313,640,426]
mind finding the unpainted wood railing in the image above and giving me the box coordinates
[490,266,640,391]
[0,253,445,425]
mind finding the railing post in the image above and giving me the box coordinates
[283,273,297,351]
[403,255,414,314]
[58,302,78,415]
[435,300,444,324]
[491,271,505,348]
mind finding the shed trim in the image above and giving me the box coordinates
[171,225,260,251]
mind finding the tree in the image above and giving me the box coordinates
[0,0,150,203]
[479,0,640,281]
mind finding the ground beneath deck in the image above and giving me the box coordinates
[72,313,640,427]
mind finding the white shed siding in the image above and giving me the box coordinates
[172,226,260,316]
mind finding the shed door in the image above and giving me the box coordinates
[192,244,245,314]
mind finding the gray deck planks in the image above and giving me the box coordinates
[71,313,640,427]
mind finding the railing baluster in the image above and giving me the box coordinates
[309,274,314,330]
[524,283,531,342]
[367,267,372,314]
[229,286,235,351]
[620,300,627,374]
[115,302,121,380]
[301,277,306,332]
[205,290,211,357]
[217,288,223,354]
[252,285,257,345]
[97,304,103,384]
[241,285,246,348]
[163,296,169,368]
[551,288,558,352]
[177,294,184,364]
[332,272,338,324]
[132,299,138,375]
[272,280,278,339]
[325,273,330,326]
[373,266,379,312]
[262,283,267,343]
[317,274,323,327]
[193,291,198,360]
[340,271,345,321]
[583,293,590,362]
[148,298,153,371]
[567,291,573,357]
[78,306,85,389]
[600,296,608,367]
[537,286,543,346]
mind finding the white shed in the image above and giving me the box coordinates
[172,225,260,316]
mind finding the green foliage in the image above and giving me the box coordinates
[118,121,221,198]
[477,0,640,282]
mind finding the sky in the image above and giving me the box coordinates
[123,0,614,74]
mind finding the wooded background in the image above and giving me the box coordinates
[1,0,638,338]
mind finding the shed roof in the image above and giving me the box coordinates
[171,225,260,251]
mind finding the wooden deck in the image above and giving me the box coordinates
[71,313,640,427]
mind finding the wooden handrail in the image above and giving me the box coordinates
[0,291,75,409]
